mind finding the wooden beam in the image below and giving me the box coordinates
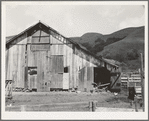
[97,83,110,88]
[110,73,121,89]
[140,53,144,111]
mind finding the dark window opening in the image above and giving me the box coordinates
[28,67,37,75]
[32,88,37,92]
[64,67,68,73]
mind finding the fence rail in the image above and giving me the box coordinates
[6,101,91,112]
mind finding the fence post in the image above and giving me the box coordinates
[135,97,138,112]
[140,53,144,112]
[127,74,129,95]
[92,101,97,112]
[89,101,97,112]
[89,101,92,112]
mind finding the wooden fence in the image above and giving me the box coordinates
[6,100,142,112]
[6,101,94,112]
[121,73,141,95]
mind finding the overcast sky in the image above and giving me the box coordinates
[3,2,146,37]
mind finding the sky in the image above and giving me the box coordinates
[3,2,146,37]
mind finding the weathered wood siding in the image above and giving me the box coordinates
[6,27,120,91]
[6,37,27,88]
[78,67,94,92]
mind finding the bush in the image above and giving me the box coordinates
[127,49,139,60]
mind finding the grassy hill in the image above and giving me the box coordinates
[70,26,145,71]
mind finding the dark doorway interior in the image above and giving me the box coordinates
[94,67,111,85]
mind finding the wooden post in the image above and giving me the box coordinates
[92,101,96,112]
[140,53,144,111]
[89,101,92,112]
[135,97,138,112]
[89,101,97,112]
[127,74,129,96]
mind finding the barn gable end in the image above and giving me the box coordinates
[6,21,120,92]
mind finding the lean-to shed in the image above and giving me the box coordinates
[6,21,121,92]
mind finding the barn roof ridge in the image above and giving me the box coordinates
[6,21,119,68]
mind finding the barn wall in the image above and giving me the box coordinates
[6,36,27,88]
[40,33,102,89]
[78,67,94,92]
[6,28,120,91]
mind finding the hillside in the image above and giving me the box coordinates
[70,26,145,71]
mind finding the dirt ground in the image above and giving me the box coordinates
[5,88,142,112]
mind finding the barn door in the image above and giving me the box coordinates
[50,55,63,89]
[110,72,121,92]
[28,67,37,91]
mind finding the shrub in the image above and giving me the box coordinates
[127,49,139,60]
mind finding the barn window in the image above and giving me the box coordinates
[28,67,37,75]
[64,67,68,73]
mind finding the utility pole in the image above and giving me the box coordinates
[140,53,144,111]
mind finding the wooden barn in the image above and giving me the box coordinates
[6,21,121,92]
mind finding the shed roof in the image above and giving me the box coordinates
[6,21,119,68]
